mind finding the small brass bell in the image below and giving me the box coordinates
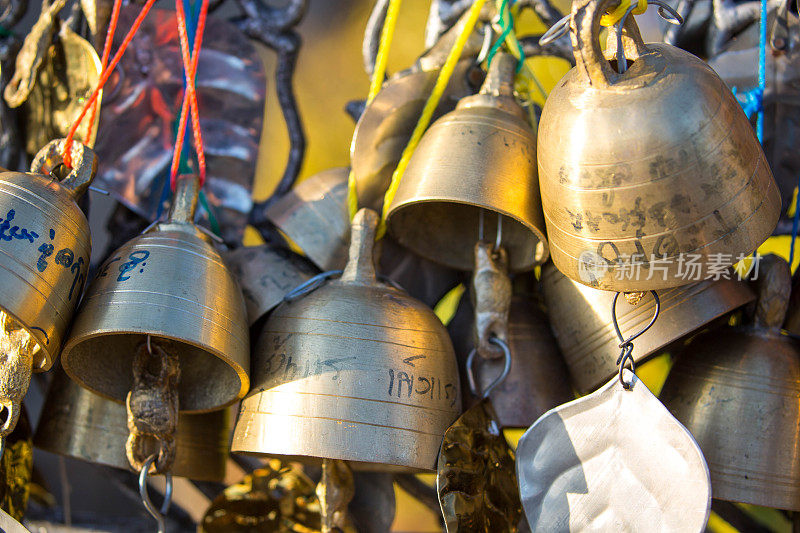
[385,52,548,272]
[350,8,482,211]
[265,168,351,271]
[660,255,800,510]
[0,138,96,450]
[232,208,461,471]
[61,175,250,412]
[224,246,318,327]
[472,294,573,428]
[538,0,780,291]
[34,367,229,482]
[542,263,755,393]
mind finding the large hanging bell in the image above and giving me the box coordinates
[61,175,249,412]
[538,0,780,291]
[472,293,573,428]
[542,263,755,393]
[34,367,229,481]
[385,52,548,272]
[660,255,800,510]
[232,209,461,471]
[0,139,96,371]
[265,168,351,271]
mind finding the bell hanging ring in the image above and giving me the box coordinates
[661,255,800,510]
[265,167,351,271]
[542,263,755,393]
[34,367,229,482]
[0,138,96,449]
[537,0,780,291]
[61,174,250,412]
[232,208,461,471]
[385,52,548,272]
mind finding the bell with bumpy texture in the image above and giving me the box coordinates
[385,52,548,272]
[541,263,755,393]
[232,208,461,472]
[0,139,96,371]
[34,367,229,482]
[538,0,780,291]
[661,255,800,510]
[61,175,249,412]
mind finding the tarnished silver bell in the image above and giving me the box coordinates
[61,175,249,412]
[34,367,229,482]
[661,255,800,510]
[542,263,755,393]
[232,209,461,471]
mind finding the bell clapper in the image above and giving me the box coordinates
[317,458,354,533]
[611,291,661,389]
[0,311,38,459]
[471,209,512,359]
[126,334,180,481]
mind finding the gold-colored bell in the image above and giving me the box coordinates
[538,0,780,291]
[34,367,229,482]
[542,263,755,393]
[472,294,573,428]
[224,246,317,327]
[232,209,461,471]
[265,168,350,271]
[660,255,800,510]
[350,9,482,211]
[0,139,96,371]
[61,175,249,412]
[385,52,548,272]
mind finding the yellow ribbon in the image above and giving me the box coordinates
[600,0,647,26]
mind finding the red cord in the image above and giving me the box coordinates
[171,0,209,189]
[63,0,158,168]
[85,0,122,143]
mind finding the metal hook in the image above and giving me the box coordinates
[648,0,684,24]
[283,269,406,302]
[467,337,512,399]
[146,334,153,355]
[138,454,173,533]
[195,223,224,244]
[539,14,569,45]
[477,21,494,64]
[611,291,660,390]
[478,209,503,252]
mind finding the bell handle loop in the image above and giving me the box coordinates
[467,337,512,400]
[167,174,200,224]
[341,208,379,284]
[478,51,516,98]
[138,454,173,533]
[753,255,791,329]
[30,138,98,199]
[571,0,648,87]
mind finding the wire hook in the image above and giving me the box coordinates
[611,290,660,390]
[467,337,512,399]
[138,454,173,533]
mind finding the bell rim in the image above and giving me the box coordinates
[386,197,550,272]
[61,330,250,414]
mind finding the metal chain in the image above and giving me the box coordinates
[138,453,173,533]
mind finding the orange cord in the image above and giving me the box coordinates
[85,0,122,142]
[63,0,158,168]
[171,0,208,189]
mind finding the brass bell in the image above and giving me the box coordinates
[265,168,351,271]
[35,367,229,482]
[61,175,249,412]
[224,246,317,327]
[542,263,755,393]
[538,0,780,291]
[0,139,96,371]
[472,293,573,428]
[385,52,548,272]
[232,209,461,471]
[350,9,482,211]
[660,255,800,510]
